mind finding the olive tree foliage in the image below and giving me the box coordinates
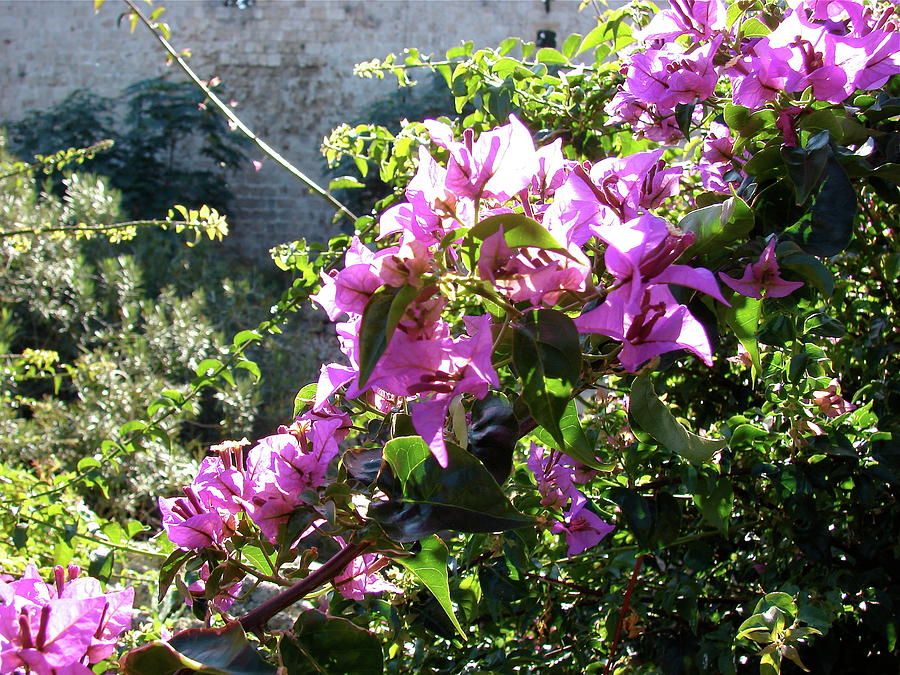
[1,1,898,675]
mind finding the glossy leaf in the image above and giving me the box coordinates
[680,195,754,259]
[722,292,762,377]
[530,399,602,469]
[158,548,194,602]
[371,436,532,542]
[121,622,275,675]
[467,213,572,257]
[798,155,856,256]
[391,535,465,638]
[608,488,682,550]
[357,284,419,388]
[513,310,581,450]
[629,375,725,463]
[781,130,830,205]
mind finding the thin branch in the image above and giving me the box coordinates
[121,0,358,224]
[4,507,166,560]
[0,219,187,239]
[604,554,643,675]
[239,540,372,632]
[521,571,605,597]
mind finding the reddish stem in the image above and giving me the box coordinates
[603,554,644,675]
[238,540,372,632]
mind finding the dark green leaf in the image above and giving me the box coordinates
[158,548,194,602]
[391,535,465,638]
[608,488,681,550]
[513,309,581,449]
[372,437,532,542]
[280,611,383,675]
[629,375,725,463]
[680,195,754,259]
[121,622,275,675]
[692,476,734,534]
[675,101,696,138]
[800,155,856,256]
[781,130,830,205]
[357,284,419,388]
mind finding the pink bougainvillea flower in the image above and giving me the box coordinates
[242,427,340,542]
[476,228,589,307]
[0,565,133,673]
[635,0,727,40]
[551,492,615,557]
[812,379,856,418]
[624,38,722,111]
[544,151,682,247]
[699,121,748,192]
[527,443,577,510]
[186,563,244,613]
[577,284,717,371]
[407,315,500,467]
[332,538,402,601]
[158,485,235,550]
[424,114,539,202]
[719,239,804,299]
[595,214,727,307]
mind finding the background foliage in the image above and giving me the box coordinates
[1,1,898,674]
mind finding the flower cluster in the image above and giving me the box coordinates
[0,565,133,675]
[611,1,899,162]
[528,444,614,556]
[158,418,402,604]
[313,116,728,464]
[159,410,346,548]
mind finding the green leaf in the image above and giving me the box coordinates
[280,611,383,675]
[235,359,261,383]
[797,109,844,141]
[680,196,754,259]
[467,213,573,258]
[675,101,696,138]
[372,437,532,542]
[382,436,431,491]
[692,476,734,534]
[77,457,101,472]
[608,489,681,550]
[328,176,366,190]
[121,622,275,675]
[242,545,275,576]
[195,358,224,378]
[391,535,465,638]
[561,33,582,59]
[88,548,115,583]
[754,592,798,619]
[158,548,194,602]
[513,309,581,449]
[721,292,762,378]
[233,330,262,348]
[530,399,601,469]
[736,613,775,644]
[781,130,830,206]
[629,375,725,463]
[729,423,768,448]
[791,155,856,256]
[535,47,568,64]
[357,284,419,388]
[292,383,318,417]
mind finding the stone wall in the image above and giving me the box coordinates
[0,0,623,259]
